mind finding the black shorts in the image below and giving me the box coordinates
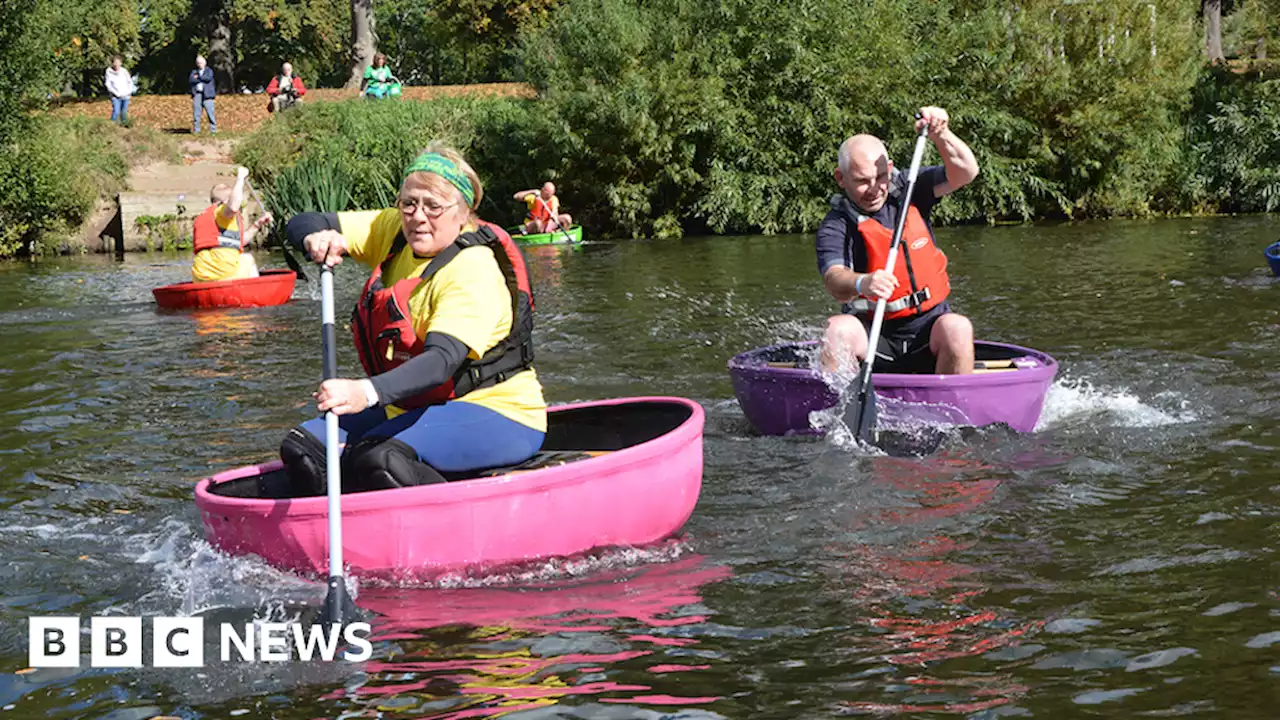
[854,301,951,374]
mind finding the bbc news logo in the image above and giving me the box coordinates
[28,617,373,668]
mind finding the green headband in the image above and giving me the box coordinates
[403,152,475,207]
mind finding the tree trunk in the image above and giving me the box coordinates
[207,0,235,92]
[1204,0,1224,64]
[346,0,376,90]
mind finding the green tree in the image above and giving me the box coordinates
[517,0,1205,237]
[0,0,47,142]
[231,0,351,87]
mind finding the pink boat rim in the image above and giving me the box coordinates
[194,396,705,579]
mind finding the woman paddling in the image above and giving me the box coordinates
[280,146,546,494]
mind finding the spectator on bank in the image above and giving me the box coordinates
[105,56,135,124]
[266,62,307,113]
[361,53,400,100]
[189,55,216,134]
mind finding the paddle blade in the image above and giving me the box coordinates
[281,245,310,283]
[322,575,359,626]
[842,374,878,445]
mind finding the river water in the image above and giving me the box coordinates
[0,217,1276,718]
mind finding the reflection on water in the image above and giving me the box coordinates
[339,558,732,719]
[821,455,1038,715]
[0,218,1277,718]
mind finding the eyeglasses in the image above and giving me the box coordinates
[398,198,458,218]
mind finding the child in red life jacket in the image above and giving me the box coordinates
[192,167,272,283]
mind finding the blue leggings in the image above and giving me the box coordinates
[300,400,544,473]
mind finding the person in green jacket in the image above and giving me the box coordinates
[361,54,400,100]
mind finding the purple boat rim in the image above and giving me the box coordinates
[728,340,1059,436]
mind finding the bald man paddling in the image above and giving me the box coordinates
[816,106,980,376]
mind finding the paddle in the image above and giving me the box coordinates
[534,194,575,244]
[319,263,354,625]
[843,121,932,446]
[247,179,310,284]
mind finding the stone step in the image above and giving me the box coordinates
[115,190,265,253]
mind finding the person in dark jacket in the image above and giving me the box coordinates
[189,55,216,134]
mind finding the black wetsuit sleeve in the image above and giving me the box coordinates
[285,212,341,252]
[368,332,470,407]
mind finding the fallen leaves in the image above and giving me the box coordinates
[45,84,536,134]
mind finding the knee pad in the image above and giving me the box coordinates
[280,427,327,497]
[341,437,446,493]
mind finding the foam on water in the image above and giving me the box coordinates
[1035,377,1198,431]
[370,538,694,589]
[73,511,698,616]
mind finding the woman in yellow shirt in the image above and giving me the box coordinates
[279,146,546,494]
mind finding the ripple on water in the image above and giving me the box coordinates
[1125,648,1199,672]
[1073,687,1146,705]
[1,226,1277,718]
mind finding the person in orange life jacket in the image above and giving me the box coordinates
[513,182,572,235]
[279,145,546,495]
[816,106,980,376]
[191,166,273,283]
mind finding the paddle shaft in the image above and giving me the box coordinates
[856,125,932,397]
[246,178,310,283]
[320,265,347,624]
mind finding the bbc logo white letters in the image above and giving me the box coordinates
[31,617,202,668]
[91,617,142,667]
[153,617,203,667]
[29,616,372,666]
[28,617,79,668]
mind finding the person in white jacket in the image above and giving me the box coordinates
[105,56,135,124]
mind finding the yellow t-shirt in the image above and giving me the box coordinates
[524,194,559,219]
[191,204,243,282]
[339,209,547,432]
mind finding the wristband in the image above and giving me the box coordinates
[361,379,379,407]
[854,275,865,296]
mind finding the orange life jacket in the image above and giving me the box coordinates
[350,221,535,409]
[192,205,245,254]
[528,195,554,223]
[850,204,950,320]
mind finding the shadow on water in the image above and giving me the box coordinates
[0,218,1277,717]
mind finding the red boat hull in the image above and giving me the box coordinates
[152,269,297,310]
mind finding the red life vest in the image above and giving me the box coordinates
[192,204,246,254]
[850,204,950,320]
[350,221,535,410]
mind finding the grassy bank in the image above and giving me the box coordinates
[0,117,179,256]
[234,96,553,235]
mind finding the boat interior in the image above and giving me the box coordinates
[755,342,1036,374]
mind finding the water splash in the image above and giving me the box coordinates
[1035,377,1198,431]
[807,354,960,456]
[124,517,329,617]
